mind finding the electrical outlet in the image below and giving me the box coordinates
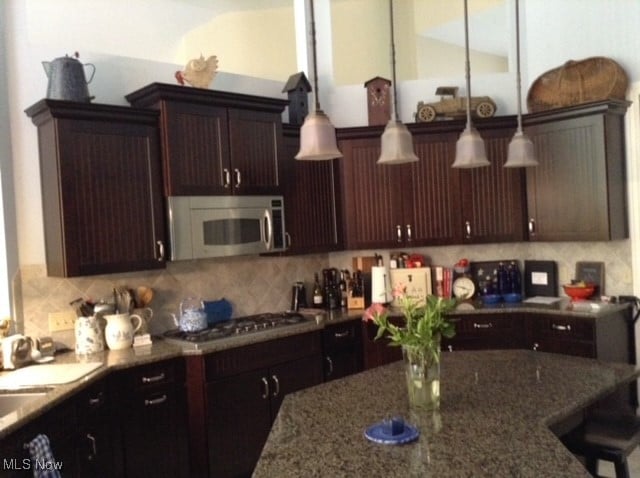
[48,310,76,332]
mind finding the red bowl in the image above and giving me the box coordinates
[562,284,596,301]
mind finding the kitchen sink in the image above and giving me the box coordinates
[0,389,50,418]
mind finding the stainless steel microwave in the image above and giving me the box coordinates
[167,196,287,260]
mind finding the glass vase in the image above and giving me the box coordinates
[402,343,441,411]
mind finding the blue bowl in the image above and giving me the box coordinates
[481,294,502,305]
[502,293,522,303]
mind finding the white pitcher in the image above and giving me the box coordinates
[103,313,142,350]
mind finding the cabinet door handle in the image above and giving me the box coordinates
[528,218,536,235]
[447,345,453,352]
[326,356,334,376]
[144,394,167,406]
[533,342,539,351]
[285,232,292,248]
[333,330,350,339]
[156,240,165,261]
[465,220,472,238]
[223,168,231,188]
[88,392,104,407]
[234,168,241,188]
[396,225,402,242]
[86,433,97,458]
[473,322,493,329]
[261,377,269,399]
[141,372,165,384]
[271,375,280,397]
[406,224,412,242]
[551,323,571,332]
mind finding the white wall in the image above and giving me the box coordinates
[4,0,640,296]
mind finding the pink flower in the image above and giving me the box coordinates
[392,283,407,299]
[363,302,386,322]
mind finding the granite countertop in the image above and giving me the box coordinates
[253,350,640,478]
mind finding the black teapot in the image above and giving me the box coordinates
[42,52,95,102]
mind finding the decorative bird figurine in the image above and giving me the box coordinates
[175,54,218,89]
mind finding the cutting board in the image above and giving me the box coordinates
[0,362,103,388]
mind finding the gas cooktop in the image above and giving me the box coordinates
[162,312,313,349]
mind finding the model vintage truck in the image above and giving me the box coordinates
[415,86,496,122]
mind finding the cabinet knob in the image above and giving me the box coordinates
[396,225,402,242]
[223,168,231,188]
[234,168,241,188]
[447,345,453,352]
[406,224,412,242]
[271,375,280,397]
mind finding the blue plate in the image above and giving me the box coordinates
[364,422,420,445]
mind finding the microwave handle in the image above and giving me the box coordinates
[263,209,273,250]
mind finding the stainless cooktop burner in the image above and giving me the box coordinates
[162,312,311,347]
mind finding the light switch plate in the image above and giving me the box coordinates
[48,310,76,332]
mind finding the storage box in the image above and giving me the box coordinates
[389,267,432,307]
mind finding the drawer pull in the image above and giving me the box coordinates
[551,324,571,332]
[271,375,280,397]
[88,392,104,407]
[396,225,402,242]
[326,356,334,376]
[144,394,167,406]
[141,372,166,384]
[473,322,493,329]
[261,377,269,399]
[223,168,231,188]
[333,330,350,339]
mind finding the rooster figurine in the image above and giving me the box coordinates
[175,54,218,89]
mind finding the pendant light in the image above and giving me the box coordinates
[452,0,490,168]
[295,0,343,161]
[504,0,538,167]
[377,0,418,165]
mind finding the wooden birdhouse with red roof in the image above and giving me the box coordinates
[282,72,312,125]
[364,76,391,126]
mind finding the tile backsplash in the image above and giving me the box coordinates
[14,240,633,345]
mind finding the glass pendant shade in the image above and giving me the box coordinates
[295,110,343,160]
[377,120,419,164]
[504,130,538,167]
[452,125,490,168]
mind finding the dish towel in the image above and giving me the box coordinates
[27,434,62,478]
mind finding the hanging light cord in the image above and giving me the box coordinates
[389,0,399,122]
[310,0,321,111]
[515,0,523,133]
[463,0,472,128]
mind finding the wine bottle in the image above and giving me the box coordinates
[313,273,324,306]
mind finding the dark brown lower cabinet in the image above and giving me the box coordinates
[111,358,189,478]
[322,319,363,381]
[185,332,323,478]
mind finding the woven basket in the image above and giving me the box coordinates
[527,57,628,113]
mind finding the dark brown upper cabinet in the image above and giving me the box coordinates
[280,125,343,254]
[337,117,526,250]
[25,100,166,277]
[126,83,288,196]
[524,100,629,241]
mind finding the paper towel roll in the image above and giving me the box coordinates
[371,266,389,304]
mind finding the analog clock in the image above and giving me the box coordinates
[452,276,476,299]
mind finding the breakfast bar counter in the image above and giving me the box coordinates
[253,350,639,477]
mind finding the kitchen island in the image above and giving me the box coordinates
[253,350,640,477]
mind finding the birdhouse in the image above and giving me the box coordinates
[282,72,312,125]
[364,76,391,126]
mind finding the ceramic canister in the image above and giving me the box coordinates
[75,316,105,355]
